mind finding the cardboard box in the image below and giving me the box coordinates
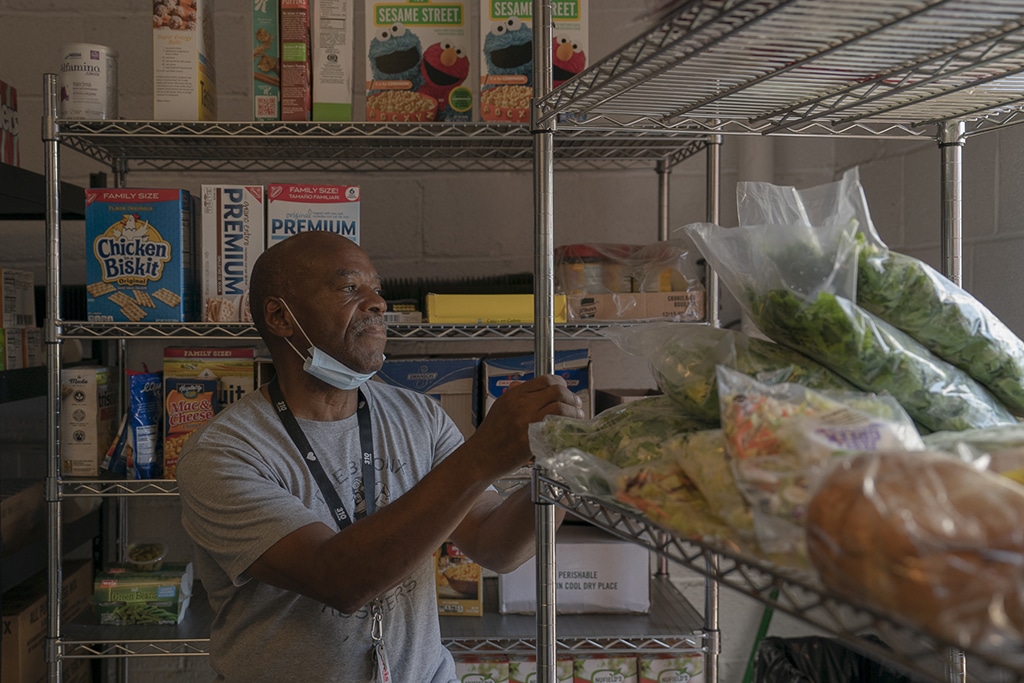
[312,0,354,121]
[0,479,44,553]
[638,653,704,683]
[434,540,482,617]
[93,562,193,625]
[510,655,574,683]
[163,375,218,479]
[574,655,638,683]
[373,356,480,439]
[566,291,704,322]
[163,346,256,410]
[85,188,196,323]
[0,327,24,370]
[281,0,312,121]
[1,267,36,328]
[22,328,43,368]
[595,388,661,414]
[253,0,281,120]
[266,183,360,246]
[454,655,509,682]
[200,185,265,322]
[2,560,93,683]
[480,0,588,122]
[153,0,217,120]
[426,294,567,325]
[498,524,649,614]
[483,348,593,419]
[366,0,473,122]
[60,366,116,477]
[1,79,18,166]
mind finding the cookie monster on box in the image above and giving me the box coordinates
[482,16,533,87]
[368,22,424,89]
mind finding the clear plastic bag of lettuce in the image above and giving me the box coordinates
[739,166,1024,417]
[601,323,853,423]
[923,425,1024,486]
[716,365,924,557]
[685,171,1016,433]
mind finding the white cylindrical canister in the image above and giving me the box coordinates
[58,43,118,119]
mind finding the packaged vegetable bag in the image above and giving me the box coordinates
[601,322,853,423]
[739,166,1024,417]
[685,172,1016,432]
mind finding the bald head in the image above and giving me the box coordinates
[249,232,369,340]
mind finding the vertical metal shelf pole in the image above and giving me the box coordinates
[533,1,556,681]
[939,120,965,286]
[705,134,722,328]
[43,72,65,683]
[657,159,671,242]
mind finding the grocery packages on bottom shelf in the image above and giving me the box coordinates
[530,167,1024,658]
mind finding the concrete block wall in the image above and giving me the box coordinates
[3,0,1023,681]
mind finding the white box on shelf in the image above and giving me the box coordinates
[199,185,265,322]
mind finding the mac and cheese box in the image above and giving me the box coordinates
[199,185,264,323]
[153,0,217,120]
[434,539,482,617]
[366,0,473,122]
[163,346,256,410]
[480,0,588,122]
[266,183,360,246]
[163,376,217,479]
[85,189,195,323]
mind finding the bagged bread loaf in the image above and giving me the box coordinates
[806,450,1024,649]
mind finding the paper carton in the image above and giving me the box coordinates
[163,375,218,479]
[253,0,281,120]
[93,562,193,625]
[266,183,360,245]
[510,655,574,683]
[638,653,704,683]
[482,348,592,419]
[454,654,510,682]
[373,356,480,438]
[366,0,473,122]
[498,524,649,614]
[60,366,116,477]
[312,0,355,121]
[0,328,24,370]
[281,0,312,120]
[434,539,483,617]
[153,0,217,120]
[0,267,36,328]
[85,188,196,323]
[574,655,638,683]
[199,185,265,322]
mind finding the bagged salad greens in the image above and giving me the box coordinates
[687,169,1017,433]
[923,425,1024,485]
[601,323,853,423]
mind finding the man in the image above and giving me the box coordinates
[177,231,579,682]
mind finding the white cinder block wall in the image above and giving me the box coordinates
[3,0,1023,681]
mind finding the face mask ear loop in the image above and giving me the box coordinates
[277,298,313,363]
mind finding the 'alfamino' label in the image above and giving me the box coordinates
[266,183,360,245]
[85,188,194,323]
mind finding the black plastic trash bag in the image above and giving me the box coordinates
[755,635,914,683]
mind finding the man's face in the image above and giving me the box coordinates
[291,239,388,374]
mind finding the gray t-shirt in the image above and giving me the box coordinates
[177,381,464,682]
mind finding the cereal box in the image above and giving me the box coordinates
[366,0,473,122]
[1,79,18,167]
[312,0,355,121]
[266,183,360,245]
[253,0,281,120]
[163,346,256,410]
[454,655,510,682]
[638,653,704,683]
[86,189,195,323]
[60,366,116,477]
[0,267,36,328]
[163,376,217,478]
[153,0,217,120]
[281,0,311,121]
[434,539,482,617]
[200,185,264,322]
[480,0,588,122]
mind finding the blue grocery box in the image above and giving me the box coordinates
[482,349,593,419]
[374,356,481,439]
[86,189,195,322]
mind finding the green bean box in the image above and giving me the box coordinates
[93,562,193,625]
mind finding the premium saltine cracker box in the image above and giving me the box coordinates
[200,185,264,322]
[86,188,195,323]
[266,183,360,246]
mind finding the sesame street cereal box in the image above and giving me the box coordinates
[365,0,473,122]
[86,189,195,323]
[266,183,360,245]
[199,185,264,322]
[479,0,588,123]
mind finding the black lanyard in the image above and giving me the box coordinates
[268,378,376,530]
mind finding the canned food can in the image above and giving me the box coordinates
[59,43,119,119]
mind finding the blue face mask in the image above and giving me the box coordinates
[278,299,383,391]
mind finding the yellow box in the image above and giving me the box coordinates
[434,540,482,617]
[425,294,566,324]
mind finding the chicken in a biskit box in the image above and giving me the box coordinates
[85,189,195,323]
[366,0,473,122]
